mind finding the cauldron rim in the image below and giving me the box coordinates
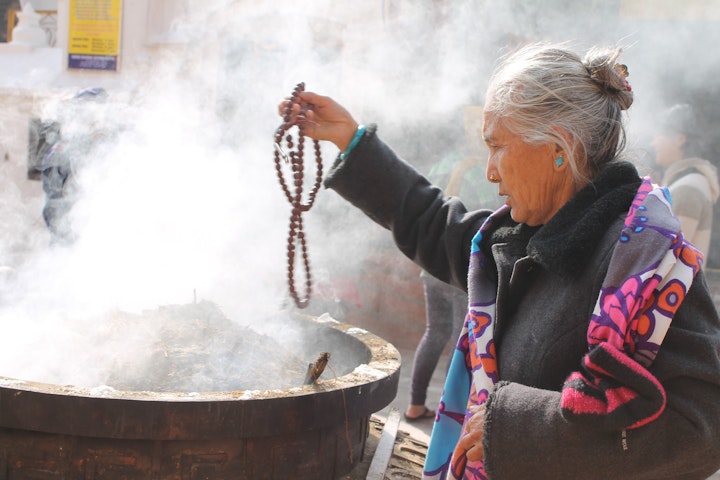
[0,313,401,440]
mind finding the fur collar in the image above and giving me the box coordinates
[485,162,642,277]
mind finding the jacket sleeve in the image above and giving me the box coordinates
[323,125,490,291]
[483,272,720,480]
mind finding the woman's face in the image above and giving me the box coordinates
[482,111,577,226]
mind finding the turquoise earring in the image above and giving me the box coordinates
[555,156,564,167]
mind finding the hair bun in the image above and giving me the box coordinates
[583,47,634,111]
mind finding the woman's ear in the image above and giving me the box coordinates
[550,126,573,168]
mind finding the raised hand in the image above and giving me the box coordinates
[279,91,359,152]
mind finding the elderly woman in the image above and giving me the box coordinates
[281,44,720,479]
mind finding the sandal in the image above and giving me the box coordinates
[403,406,436,422]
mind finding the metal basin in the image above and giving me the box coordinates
[0,313,401,479]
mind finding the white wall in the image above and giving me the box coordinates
[0,0,155,266]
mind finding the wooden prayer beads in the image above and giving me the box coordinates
[273,83,323,308]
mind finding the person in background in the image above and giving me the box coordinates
[406,117,502,422]
[280,42,720,479]
[653,103,719,266]
[41,87,109,244]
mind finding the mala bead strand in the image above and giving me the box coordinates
[273,82,323,309]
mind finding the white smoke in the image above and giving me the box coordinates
[0,0,718,389]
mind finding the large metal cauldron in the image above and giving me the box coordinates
[0,313,401,479]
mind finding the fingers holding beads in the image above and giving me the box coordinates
[278,90,358,151]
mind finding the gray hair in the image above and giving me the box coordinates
[484,43,634,186]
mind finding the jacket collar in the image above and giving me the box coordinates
[485,161,642,278]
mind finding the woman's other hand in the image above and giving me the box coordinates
[279,91,359,152]
[457,403,487,462]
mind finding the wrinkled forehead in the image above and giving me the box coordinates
[481,109,500,137]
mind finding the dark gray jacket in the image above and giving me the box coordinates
[324,125,720,479]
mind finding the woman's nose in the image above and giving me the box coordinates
[486,161,499,183]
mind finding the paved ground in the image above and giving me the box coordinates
[373,346,447,443]
[340,345,444,480]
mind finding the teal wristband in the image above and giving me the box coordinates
[340,125,366,160]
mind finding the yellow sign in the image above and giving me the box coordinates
[68,0,122,71]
